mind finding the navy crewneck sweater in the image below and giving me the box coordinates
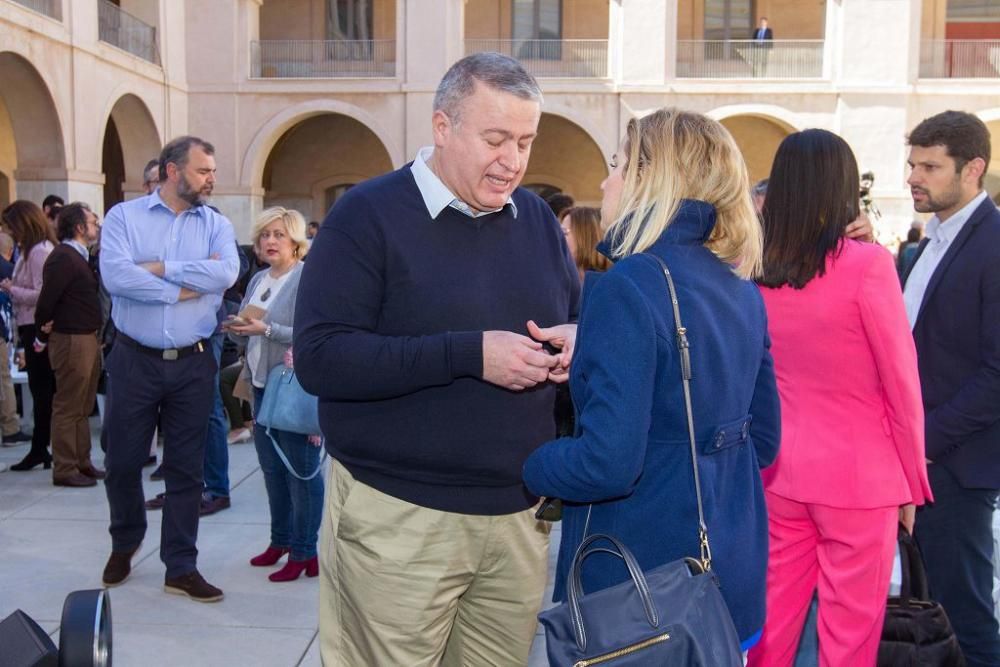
[294,165,580,514]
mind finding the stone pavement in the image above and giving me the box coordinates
[0,421,558,666]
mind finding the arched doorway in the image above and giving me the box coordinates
[718,114,795,183]
[523,113,608,206]
[261,113,393,221]
[101,94,161,211]
[0,52,66,203]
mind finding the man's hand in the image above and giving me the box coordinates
[178,287,199,301]
[482,331,560,391]
[40,320,53,334]
[138,261,165,277]
[845,211,874,242]
[527,320,578,384]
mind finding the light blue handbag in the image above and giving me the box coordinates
[256,364,326,481]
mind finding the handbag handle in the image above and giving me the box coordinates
[897,524,931,605]
[567,534,660,652]
[645,253,713,571]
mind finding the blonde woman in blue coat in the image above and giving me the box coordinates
[523,108,781,651]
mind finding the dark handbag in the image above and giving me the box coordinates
[536,254,743,666]
[877,525,965,666]
[256,364,326,481]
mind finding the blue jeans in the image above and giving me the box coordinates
[252,386,324,560]
[202,333,230,499]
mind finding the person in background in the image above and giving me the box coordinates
[0,200,57,472]
[34,203,104,488]
[305,221,320,243]
[559,206,610,282]
[747,129,931,667]
[228,207,320,582]
[41,194,63,219]
[545,192,574,221]
[0,230,31,447]
[752,178,769,213]
[897,222,923,279]
[523,108,780,653]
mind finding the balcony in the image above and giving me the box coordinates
[250,40,396,78]
[920,40,1000,78]
[9,0,60,19]
[677,40,824,79]
[97,0,159,65]
[464,39,608,78]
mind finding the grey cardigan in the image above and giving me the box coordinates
[228,262,303,386]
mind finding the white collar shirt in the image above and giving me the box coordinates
[903,190,989,329]
[410,146,518,220]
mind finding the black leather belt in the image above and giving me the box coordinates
[117,333,208,361]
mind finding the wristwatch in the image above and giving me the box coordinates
[264,323,273,339]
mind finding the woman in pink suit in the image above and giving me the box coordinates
[747,129,932,667]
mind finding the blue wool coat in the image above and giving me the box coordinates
[523,200,781,647]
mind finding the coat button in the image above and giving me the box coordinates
[714,432,725,448]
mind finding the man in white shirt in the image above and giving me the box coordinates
[903,110,1000,667]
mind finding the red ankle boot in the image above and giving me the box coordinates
[250,546,289,567]
[268,556,318,582]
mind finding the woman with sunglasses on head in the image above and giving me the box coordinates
[746,130,931,667]
[523,108,781,654]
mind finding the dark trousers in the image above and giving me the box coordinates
[916,463,1000,667]
[104,341,216,579]
[19,324,55,459]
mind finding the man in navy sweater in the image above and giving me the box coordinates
[295,53,580,666]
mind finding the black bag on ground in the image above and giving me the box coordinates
[877,525,965,666]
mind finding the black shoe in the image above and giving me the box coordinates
[150,464,163,481]
[164,570,224,602]
[10,452,52,472]
[2,430,31,445]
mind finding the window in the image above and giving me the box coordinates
[704,0,753,41]
[513,0,562,60]
[325,184,355,214]
[947,0,1000,20]
[326,0,372,41]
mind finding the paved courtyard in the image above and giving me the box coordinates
[0,423,557,666]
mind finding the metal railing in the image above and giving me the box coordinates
[97,0,159,64]
[9,0,61,20]
[920,40,1000,78]
[251,40,396,78]
[465,39,608,78]
[677,40,824,78]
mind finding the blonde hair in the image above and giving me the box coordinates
[605,108,762,279]
[251,207,310,259]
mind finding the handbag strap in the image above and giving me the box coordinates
[896,524,931,605]
[646,253,713,571]
[266,429,328,481]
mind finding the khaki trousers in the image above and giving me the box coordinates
[319,460,550,667]
[49,332,101,478]
[0,339,20,435]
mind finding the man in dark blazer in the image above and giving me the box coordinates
[750,17,773,76]
[903,110,1000,667]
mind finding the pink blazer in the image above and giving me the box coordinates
[760,240,932,508]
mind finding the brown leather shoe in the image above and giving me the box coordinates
[144,492,166,510]
[79,465,106,480]
[53,473,97,487]
[164,570,224,603]
[102,545,140,587]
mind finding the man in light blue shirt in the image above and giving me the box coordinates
[100,136,238,603]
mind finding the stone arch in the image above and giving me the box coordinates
[242,99,402,191]
[0,51,67,201]
[525,112,609,207]
[708,107,800,184]
[261,113,394,221]
[101,92,162,189]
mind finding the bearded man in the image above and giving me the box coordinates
[99,136,239,602]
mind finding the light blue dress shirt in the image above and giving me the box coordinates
[100,190,239,349]
[410,146,518,219]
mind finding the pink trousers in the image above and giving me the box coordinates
[747,491,898,667]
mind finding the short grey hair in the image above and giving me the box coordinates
[433,53,542,124]
[158,136,215,181]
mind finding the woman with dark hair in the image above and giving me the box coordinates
[747,130,932,666]
[560,206,611,281]
[0,200,58,471]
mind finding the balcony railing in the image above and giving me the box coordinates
[9,0,61,20]
[920,40,1000,78]
[465,39,608,78]
[677,40,824,79]
[251,40,396,78]
[98,0,159,65]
